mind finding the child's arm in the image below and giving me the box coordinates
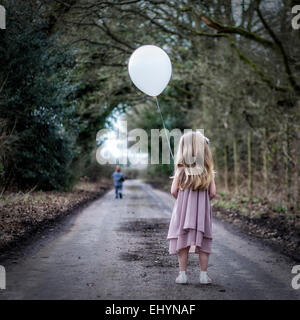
[171,176,179,199]
[171,168,182,199]
[209,177,216,200]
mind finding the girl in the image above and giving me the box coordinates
[167,131,216,284]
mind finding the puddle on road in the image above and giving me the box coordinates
[117,218,175,267]
[127,195,144,200]
[118,219,167,234]
[116,218,200,268]
[127,186,141,192]
[120,252,142,262]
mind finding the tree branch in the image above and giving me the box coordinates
[255,2,300,93]
[228,36,292,92]
[198,14,277,50]
[69,38,131,54]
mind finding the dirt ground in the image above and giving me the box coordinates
[0,180,299,300]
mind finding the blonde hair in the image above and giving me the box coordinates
[115,165,121,172]
[174,131,214,191]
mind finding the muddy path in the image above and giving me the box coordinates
[0,180,299,299]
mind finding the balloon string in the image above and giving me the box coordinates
[154,96,174,160]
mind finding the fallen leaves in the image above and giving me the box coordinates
[213,202,300,261]
[0,179,111,254]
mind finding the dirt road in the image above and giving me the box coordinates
[0,180,299,299]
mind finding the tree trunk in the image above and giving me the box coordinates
[224,145,229,193]
[262,128,268,197]
[248,131,253,201]
[285,120,292,205]
[297,163,300,210]
[233,135,238,194]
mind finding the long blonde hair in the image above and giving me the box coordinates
[174,131,214,191]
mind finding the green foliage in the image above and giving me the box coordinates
[0,1,79,190]
[14,118,75,190]
[273,205,287,213]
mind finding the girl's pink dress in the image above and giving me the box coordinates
[167,170,213,254]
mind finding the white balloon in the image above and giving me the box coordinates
[128,45,172,97]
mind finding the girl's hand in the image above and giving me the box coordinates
[171,189,178,199]
[170,170,180,199]
[209,178,216,199]
[171,180,178,199]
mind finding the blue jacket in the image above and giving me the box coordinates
[112,172,124,187]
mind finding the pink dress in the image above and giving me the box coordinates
[167,168,213,254]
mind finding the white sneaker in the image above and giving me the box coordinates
[199,271,212,284]
[176,271,188,284]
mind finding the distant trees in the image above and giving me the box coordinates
[54,0,299,208]
[1,0,299,209]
